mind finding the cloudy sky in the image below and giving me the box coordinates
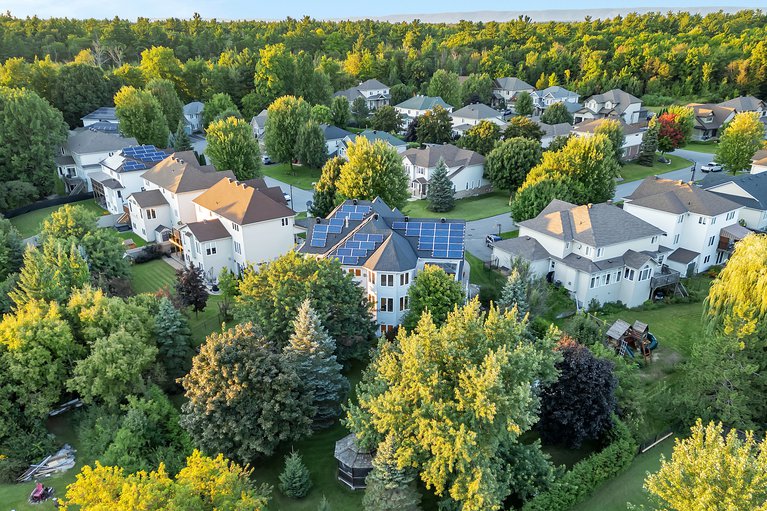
[2,0,760,20]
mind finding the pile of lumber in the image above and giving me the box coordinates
[17,444,76,482]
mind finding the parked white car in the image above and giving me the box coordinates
[701,161,723,173]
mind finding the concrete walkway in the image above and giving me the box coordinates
[262,175,314,213]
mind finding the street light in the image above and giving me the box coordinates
[497,223,502,236]
[690,162,697,182]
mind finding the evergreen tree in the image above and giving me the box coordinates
[173,121,193,151]
[154,297,194,388]
[637,121,658,167]
[498,268,529,320]
[11,240,90,307]
[175,265,209,317]
[426,158,455,212]
[514,91,534,116]
[146,78,184,131]
[278,450,313,498]
[363,436,422,511]
[284,299,349,427]
[297,120,328,169]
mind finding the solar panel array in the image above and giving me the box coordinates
[308,219,346,248]
[333,204,372,221]
[391,221,465,259]
[120,145,169,171]
[334,233,385,265]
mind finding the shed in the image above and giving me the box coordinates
[334,434,374,490]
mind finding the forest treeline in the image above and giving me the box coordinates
[1,9,767,110]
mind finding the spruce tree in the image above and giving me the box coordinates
[637,122,658,167]
[284,299,349,427]
[498,268,529,320]
[154,297,194,388]
[10,240,90,307]
[175,265,209,317]
[426,158,455,212]
[363,436,422,511]
[173,121,193,151]
[279,450,313,498]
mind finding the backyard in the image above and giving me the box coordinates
[620,154,692,183]
[8,199,106,238]
[403,190,511,221]
[261,162,321,190]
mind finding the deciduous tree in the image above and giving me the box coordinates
[175,265,209,316]
[330,95,350,127]
[50,63,111,128]
[264,95,311,170]
[205,116,261,180]
[594,119,626,164]
[337,136,410,209]
[458,120,500,155]
[297,120,328,169]
[717,112,765,174]
[402,264,464,331]
[370,105,403,133]
[656,112,686,155]
[427,69,461,107]
[114,86,170,147]
[310,104,332,124]
[514,91,534,116]
[146,78,184,131]
[351,96,370,126]
[416,105,452,144]
[485,137,543,193]
[460,73,493,105]
[503,116,545,141]
[11,240,90,307]
[540,102,573,125]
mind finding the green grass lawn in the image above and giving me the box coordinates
[620,154,692,183]
[499,230,519,240]
[9,199,106,238]
[402,191,511,222]
[128,258,177,294]
[117,231,147,247]
[261,163,321,190]
[572,435,675,511]
[465,252,506,302]
[685,141,719,154]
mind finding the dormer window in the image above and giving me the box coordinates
[596,248,603,257]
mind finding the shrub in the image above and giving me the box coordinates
[522,418,637,511]
[279,450,312,498]
[128,244,163,264]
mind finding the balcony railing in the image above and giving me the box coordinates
[650,267,681,289]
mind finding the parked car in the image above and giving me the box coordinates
[283,192,291,203]
[262,154,272,165]
[701,161,723,173]
[485,234,502,247]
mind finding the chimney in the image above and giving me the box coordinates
[440,217,446,223]
[404,216,410,222]
[587,203,593,209]
[607,199,613,205]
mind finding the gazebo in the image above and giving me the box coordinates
[334,433,374,490]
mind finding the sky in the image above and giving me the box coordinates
[2,0,761,21]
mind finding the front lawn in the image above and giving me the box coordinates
[128,258,177,294]
[261,163,321,190]
[620,154,691,183]
[685,141,718,154]
[499,230,519,240]
[402,191,511,221]
[9,199,106,238]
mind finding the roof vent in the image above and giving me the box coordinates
[440,217,446,223]
[607,199,613,205]
[373,213,379,220]
[315,217,322,224]
[352,199,358,205]
[404,216,410,222]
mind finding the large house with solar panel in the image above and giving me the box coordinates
[90,145,172,215]
[299,198,469,334]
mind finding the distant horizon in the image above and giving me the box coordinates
[1,1,761,22]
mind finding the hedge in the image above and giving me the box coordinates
[522,418,637,511]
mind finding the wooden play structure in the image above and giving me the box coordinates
[605,319,658,363]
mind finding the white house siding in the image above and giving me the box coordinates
[706,182,767,230]
[752,162,767,174]
[368,269,413,332]
[181,233,234,282]
[128,200,171,242]
[99,169,145,215]
[450,164,490,195]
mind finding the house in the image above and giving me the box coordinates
[402,144,488,199]
[574,89,643,125]
[623,177,744,275]
[393,95,454,128]
[539,122,573,148]
[299,198,468,333]
[179,177,296,281]
[686,103,736,141]
[530,86,580,115]
[81,107,118,128]
[334,79,390,111]
[341,130,407,159]
[56,128,138,194]
[127,151,236,242]
[321,124,355,157]
[183,101,204,133]
[90,145,171,215]
[491,77,535,110]
[719,96,767,138]
[450,103,505,135]
[250,109,268,139]
[752,149,767,174]
[571,119,643,161]
[701,172,767,231]
[491,200,667,309]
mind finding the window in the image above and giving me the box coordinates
[117,191,122,199]
[673,233,680,244]
[232,223,240,231]
[651,236,657,243]
[678,214,685,224]
[596,248,604,257]
[708,236,715,247]
[147,208,156,219]
[624,268,635,280]
[355,268,361,277]
[605,273,611,285]
[399,296,409,310]
[658,254,665,264]
[380,298,393,312]
[616,270,621,282]
[585,246,592,255]
[400,272,410,286]
[370,272,375,284]
[565,242,570,249]
[711,216,717,225]
[726,211,736,221]
[590,276,597,289]
[703,255,711,264]
[380,274,394,286]
[699,216,707,225]
[195,241,201,254]
[281,218,289,226]
[234,241,241,254]
[639,267,651,281]
[205,243,217,256]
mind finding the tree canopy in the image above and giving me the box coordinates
[114,86,170,147]
[402,264,464,331]
[205,116,262,180]
[485,137,543,193]
[716,112,765,174]
[337,136,410,209]
[416,105,453,144]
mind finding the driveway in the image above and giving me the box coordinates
[465,212,515,260]
[262,175,314,213]
[613,148,716,200]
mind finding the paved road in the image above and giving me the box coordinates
[465,212,516,260]
[613,148,716,200]
[262,175,314,213]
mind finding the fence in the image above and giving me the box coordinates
[638,429,674,454]
[2,193,93,218]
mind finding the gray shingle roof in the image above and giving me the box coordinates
[519,200,663,247]
[362,232,418,271]
[718,96,766,112]
[351,130,406,147]
[493,77,534,92]
[626,177,742,216]
[492,236,549,263]
[667,247,699,264]
[130,189,168,208]
[702,172,767,209]
[321,124,354,141]
[183,101,204,114]
[451,103,502,120]
[572,118,642,135]
[687,103,735,130]
[90,171,123,190]
[82,107,117,121]
[66,128,137,154]
[403,143,484,168]
[141,151,235,193]
[395,95,453,111]
[184,219,231,242]
[536,86,579,100]
[557,252,625,273]
[583,89,641,115]
[357,79,389,91]
[624,249,652,269]
[539,122,572,137]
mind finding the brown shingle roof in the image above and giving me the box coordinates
[687,103,735,130]
[403,143,484,168]
[626,177,742,216]
[572,118,642,135]
[141,151,235,193]
[130,189,168,208]
[184,219,231,242]
[193,178,295,225]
